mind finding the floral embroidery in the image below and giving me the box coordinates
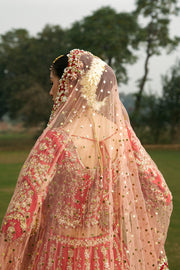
[158,256,169,270]
[1,129,67,240]
[126,125,172,209]
[48,49,86,124]
[28,233,129,269]
[44,138,110,231]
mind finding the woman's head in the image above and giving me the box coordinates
[51,54,69,78]
[49,54,68,102]
[48,49,118,124]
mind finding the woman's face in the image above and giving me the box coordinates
[49,71,59,102]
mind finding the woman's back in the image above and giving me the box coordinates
[64,110,119,169]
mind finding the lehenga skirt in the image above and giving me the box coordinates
[28,233,129,270]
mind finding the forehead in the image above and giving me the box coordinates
[50,70,57,80]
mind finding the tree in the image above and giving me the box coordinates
[136,93,168,143]
[0,29,31,119]
[133,0,180,119]
[0,51,8,118]
[17,83,52,126]
[67,6,139,83]
[161,61,180,142]
[34,24,69,84]
[0,25,68,125]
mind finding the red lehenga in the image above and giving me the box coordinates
[0,49,172,270]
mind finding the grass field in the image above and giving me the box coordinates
[0,145,179,269]
[148,149,180,269]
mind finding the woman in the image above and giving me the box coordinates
[0,49,172,269]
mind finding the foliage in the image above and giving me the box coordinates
[131,93,169,143]
[0,5,180,143]
[133,0,180,117]
[0,9,140,125]
[0,26,67,124]
[129,79,180,144]
[67,6,139,83]
[161,61,180,142]
[0,29,30,118]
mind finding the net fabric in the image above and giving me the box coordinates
[0,49,172,270]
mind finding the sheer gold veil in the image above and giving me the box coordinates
[47,49,173,268]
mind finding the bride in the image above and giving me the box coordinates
[0,49,172,269]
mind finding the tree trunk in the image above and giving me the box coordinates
[133,39,152,119]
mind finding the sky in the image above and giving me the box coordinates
[1,0,180,95]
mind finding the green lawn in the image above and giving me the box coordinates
[0,151,28,221]
[147,150,180,269]
[0,149,179,269]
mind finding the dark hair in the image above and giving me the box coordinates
[51,54,69,79]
